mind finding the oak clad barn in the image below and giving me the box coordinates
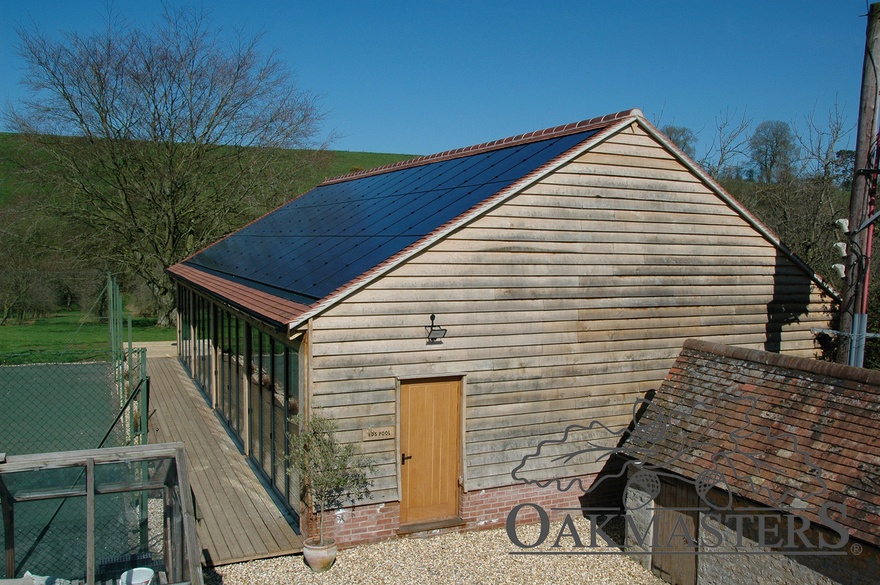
[622,339,880,585]
[166,108,837,545]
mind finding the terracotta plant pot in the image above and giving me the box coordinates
[302,536,338,572]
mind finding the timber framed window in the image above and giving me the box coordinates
[177,288,301,512]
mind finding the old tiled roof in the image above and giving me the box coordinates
[167,109,641,328]
[630,339,880,547]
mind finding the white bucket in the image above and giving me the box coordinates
[119,567,154,585]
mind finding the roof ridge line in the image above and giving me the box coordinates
[683,338,880,386]
[321,108,643,185]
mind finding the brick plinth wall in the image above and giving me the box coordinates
[304,472,614,548]
[302,501,401,548]
[460,474,599,531]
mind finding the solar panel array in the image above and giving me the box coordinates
[184,128,598,303]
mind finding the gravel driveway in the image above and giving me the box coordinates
[205,517,664,585]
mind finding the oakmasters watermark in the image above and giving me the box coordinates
[506,393,857,557]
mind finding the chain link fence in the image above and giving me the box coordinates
[0,354,150,453]
[1,275,154,579]
[0,276,149,455]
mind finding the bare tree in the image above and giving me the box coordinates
[702,108,751,178]
[6,6,327,323]
[0,197,65,325]
[736,178,848,274]
[729,108,852,286]
[794,102,853,183]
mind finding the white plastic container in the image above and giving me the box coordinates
[119,567,154,585]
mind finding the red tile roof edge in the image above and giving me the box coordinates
[319,108,643,185]
[683,338,880,388]
[168,264,310,328]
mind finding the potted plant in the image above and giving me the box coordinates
[288,413,375,571]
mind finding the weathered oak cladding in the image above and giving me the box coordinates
[308,122,833,495]
[313,300,825,345]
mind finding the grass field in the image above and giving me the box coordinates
[0,312,176,364]
[326,150,417,176]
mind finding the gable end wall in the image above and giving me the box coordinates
[306,123,835,501]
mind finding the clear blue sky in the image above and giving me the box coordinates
[0,1,871,158]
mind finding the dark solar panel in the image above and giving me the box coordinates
[185,128,598,302]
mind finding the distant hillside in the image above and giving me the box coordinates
[325,150,418,179]
[0,132,417,207]
[0,133,41,207]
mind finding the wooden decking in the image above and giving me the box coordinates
[144,352,302,567]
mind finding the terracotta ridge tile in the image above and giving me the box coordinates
[320,109,642,186]
[682,338,880,387]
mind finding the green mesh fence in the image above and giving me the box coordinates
[0,275,148,456]
[0,350,148,455]
[0,275,152,579]
[0,360,117,454]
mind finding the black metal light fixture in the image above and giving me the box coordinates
[425,314,447,344]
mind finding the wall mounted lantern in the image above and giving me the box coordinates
[425,314,447,344]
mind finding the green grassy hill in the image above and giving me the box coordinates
[325,150,418,178]
[0,134,417,344]
[0,133,40,206]
[0,132,417,206]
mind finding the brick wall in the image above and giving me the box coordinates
[303,472,607,547]
[303,501,402,548]
[460,473,601,531]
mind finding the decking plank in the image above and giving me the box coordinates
[158,381,241,562]
[150,358,286,562]
[159,363,277,561]
[149,360,247,563]
[145,355,302,566]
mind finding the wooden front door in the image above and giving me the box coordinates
[399,378,461,526]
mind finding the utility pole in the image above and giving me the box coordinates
[838,2,880,367]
